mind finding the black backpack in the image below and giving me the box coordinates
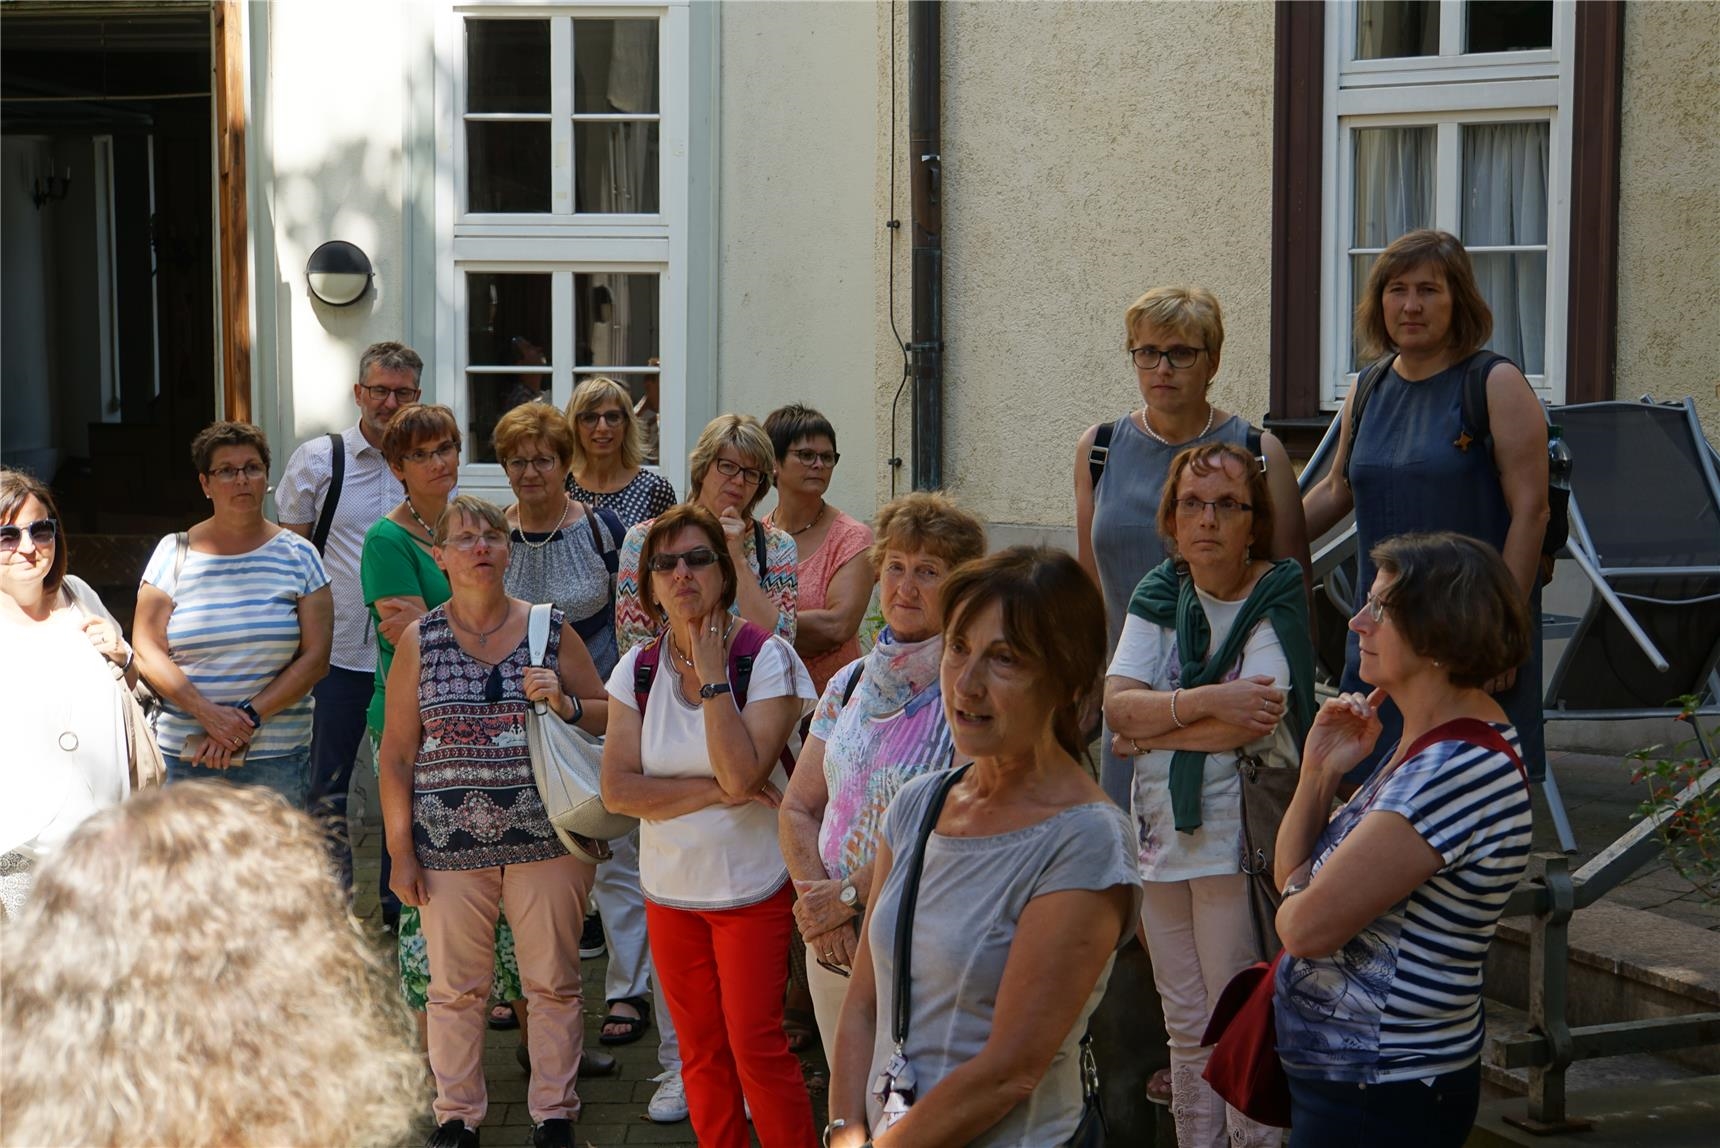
[1341,351,1569,556]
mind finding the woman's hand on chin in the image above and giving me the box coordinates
[689,606,730,683]
[1304,688,1386,780]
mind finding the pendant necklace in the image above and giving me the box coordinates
[1140,404,1214,448]
[780,500,826,537]
[448,603,509,648]
[405,497,437,541]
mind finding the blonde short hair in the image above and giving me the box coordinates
[1124,285,1226,366]
[687,414,775,517]
[434,493,510,546]
[566,376,644,472]
[0,782,426,1148]
[870,491,987,571]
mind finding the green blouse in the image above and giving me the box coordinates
[361,516,450,733]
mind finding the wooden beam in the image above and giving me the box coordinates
[213,0,251,423]
[1565,0,1625,405]
[1268,0,1327,457]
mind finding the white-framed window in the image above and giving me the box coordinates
[1320,0,1574,406]
[434,2,690,499]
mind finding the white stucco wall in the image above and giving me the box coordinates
[874,1,1277,534]
[1615,0,1720,442]
[716,1,878,522]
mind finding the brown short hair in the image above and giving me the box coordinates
[1156,442,1275,561]
[432,494,509,548]
[939,546,1107,761]
[190,421,271,475]
[687,414,775,517]
[1371,532,1529,688]
[566,376,644,472]
[870,491,987,571]
[1125,285,1225,366]
[492,402,575,471]
[357,341,424,387]
[381,404,462,469]
[0,467,68,596]
[638,503,738,619]
[1354,229,1494,360]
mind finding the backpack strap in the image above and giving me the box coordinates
[726,620,799,774]
[1088,420,1117,491]
[310,432,345,555]
[171,531,190,594]
[1340,356,1396,487]
[633,633,667,716]
[1457,351,1510,459]
[1400,717,1527,785]
[751,518,768,584]
[839,662,865,709]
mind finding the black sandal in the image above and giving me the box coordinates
[597,995,652,1046]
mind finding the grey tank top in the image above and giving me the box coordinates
[1090,412,1252,804]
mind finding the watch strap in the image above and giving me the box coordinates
[699,681,733,699]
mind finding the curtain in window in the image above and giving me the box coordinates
[1353,126,1435,246]
[1463,122,1548,375]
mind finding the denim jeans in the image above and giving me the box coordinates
[305,666,376,893]
[164,745,312,810]
[1287,1061,1481,1148]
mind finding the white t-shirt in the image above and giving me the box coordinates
[1107,589,1292,883]
[605,634,816,909]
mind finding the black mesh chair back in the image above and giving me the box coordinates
[1558,402,1720,570]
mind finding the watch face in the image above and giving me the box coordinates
[839,884,857,905]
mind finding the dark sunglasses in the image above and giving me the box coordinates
[0,518,57,553]
[647,547,720,574]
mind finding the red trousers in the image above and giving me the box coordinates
[645,884,816,1147]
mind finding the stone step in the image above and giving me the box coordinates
[1467,1073,1720,1147]
[1480,998,1704,1097]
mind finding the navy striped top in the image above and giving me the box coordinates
[1274,725,1532,1082]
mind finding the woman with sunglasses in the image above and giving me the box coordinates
[134,422,332,806]
[601,503,819,1148]
[380,495,608,1148]
[0,469,139,919]
[614,414,797,655]
[565,376,677,530]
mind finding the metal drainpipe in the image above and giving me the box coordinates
[909,0,943,491]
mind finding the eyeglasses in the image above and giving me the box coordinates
[360,384,422,402]
[712,458,767,486]
[1174,496,1253,519]
[576,409,626,428]
[503,456,561,474]
[1128,345,1207,370]
[1362,593,1388,623]
[0,518,56,553]
[789,448,840,469]
[647,547,720,573]
[441,529,508,552]
[208,463,268,484]
[402,442,459,466]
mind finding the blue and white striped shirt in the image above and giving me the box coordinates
[142,530,329,759]
[1274,726,1532,1083]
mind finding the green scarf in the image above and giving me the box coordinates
[1128,557,1315,833]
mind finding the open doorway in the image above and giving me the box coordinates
[2,2,219,625]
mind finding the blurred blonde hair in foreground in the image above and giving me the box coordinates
[1,781,426,1147]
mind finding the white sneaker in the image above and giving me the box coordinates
[648,1070,689,1124]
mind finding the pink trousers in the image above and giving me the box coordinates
[420,853,595,1125]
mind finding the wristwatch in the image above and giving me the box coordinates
[236,700,262,729]
[699,681,733,700]
[838,880,859,908]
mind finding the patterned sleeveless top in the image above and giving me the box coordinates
[411,604,568,871]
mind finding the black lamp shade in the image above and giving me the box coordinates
[306,240,373,306]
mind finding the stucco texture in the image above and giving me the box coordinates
[1615,1,1720,442]
[874,1,1276,529]
[717,1,878,523]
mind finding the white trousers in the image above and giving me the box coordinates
[804,940,853,1072]
[1139,874,1279,1148]
[591,827,680,1071]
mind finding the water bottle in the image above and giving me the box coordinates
[1547,424,1572,493]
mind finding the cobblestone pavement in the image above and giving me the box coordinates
[351,819,828,1146]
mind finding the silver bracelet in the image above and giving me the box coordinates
[1169,687,1188,729]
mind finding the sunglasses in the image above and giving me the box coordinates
[0,518,57,553]
[646,547,720,574]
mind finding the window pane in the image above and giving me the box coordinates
[1352,126,1434,247]
[574,122,659,214]
[467,381,554,464]
[574,19,658,114]
[1355,1,1439,59]
[575,370,662,466]
[1472,252,1547,375]
[467,273,552,461]
[576,273,659,368]
[1461,122,1548,247]
[467,20,550,113]
[468,122,550,213]
[1466,1,1553,53]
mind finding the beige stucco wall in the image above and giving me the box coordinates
[1615,1,1720,442]
[717,1,878,522]
[875,0,1277,534]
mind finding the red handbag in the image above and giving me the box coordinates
[1200,950,1290,1126]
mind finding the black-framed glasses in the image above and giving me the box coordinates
[1128,344,1206,370]
[789,448,840,468]
[1174,496,1253,520]
[402,442,459,466]
[0,518,56,553]
[1363,593,1388,623]
[576,409,626,427]
[207,463,268,484]
[647,547,720,573]
[359,383,422,402]
[712,458,767,486]
[503,456,560,474]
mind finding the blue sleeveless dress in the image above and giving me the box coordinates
[1342,359,1545,780]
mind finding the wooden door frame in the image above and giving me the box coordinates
[213,0,251,422]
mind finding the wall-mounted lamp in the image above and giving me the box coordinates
[305,240,373,307]
[33,167,71,209]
